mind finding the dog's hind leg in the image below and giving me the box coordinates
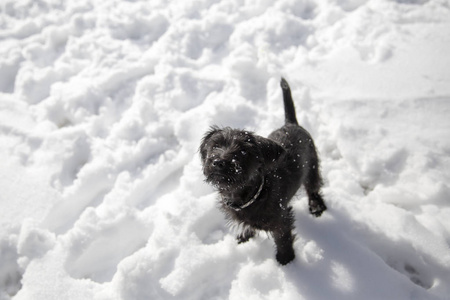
[305,163,327,217]
[272,208,296,265]
[308,191,327,217]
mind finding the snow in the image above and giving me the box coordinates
[1,0,450,299]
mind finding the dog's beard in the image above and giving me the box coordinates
[204,167,245,190]
[203,163,263,196]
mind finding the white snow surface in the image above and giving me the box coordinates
[1,0,450,299]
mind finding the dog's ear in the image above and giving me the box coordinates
[199,126,221,162]
[254,136,285,169]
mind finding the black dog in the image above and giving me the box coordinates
[199,78,327,265]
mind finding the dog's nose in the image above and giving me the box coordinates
[212,159,227,169]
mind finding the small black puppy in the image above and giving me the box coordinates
[199,78,327,265]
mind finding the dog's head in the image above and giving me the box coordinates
[199,126,284,190]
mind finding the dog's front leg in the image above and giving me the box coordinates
[272,213,296,265]
[237,227,256,244]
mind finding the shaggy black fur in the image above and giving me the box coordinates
[199,78,327,265]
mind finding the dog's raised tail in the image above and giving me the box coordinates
[280,78,298,125]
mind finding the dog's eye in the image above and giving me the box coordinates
[211,146,221,153]
[241,150,247,156]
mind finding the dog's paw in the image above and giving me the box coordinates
[276,249,295,266]
[309,202,327,217]
[237,229,256,244]
[236,234,251,244]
